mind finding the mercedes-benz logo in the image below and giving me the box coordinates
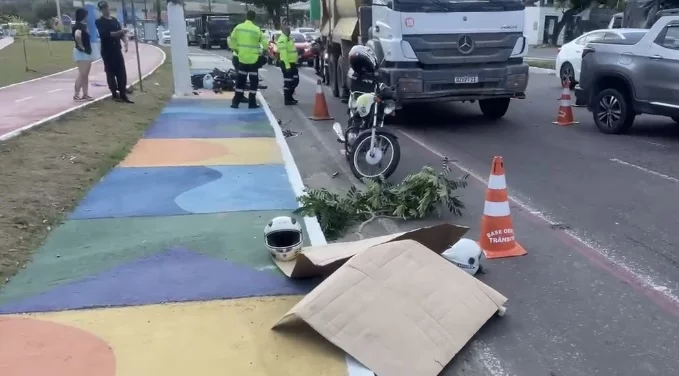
[457,34,474,55]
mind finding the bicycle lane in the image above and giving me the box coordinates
[0,43,165,141]
[0,57,349,375]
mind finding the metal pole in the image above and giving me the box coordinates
[286,0,290,23]
[56,0,63,24]
[121,0,128,25]
[130,0,144,91]
[81,0,86,7]
[208,0,212,12]
[143,0,148,19]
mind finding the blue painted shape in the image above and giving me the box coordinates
[69,165,299,220]
[175,165,298,213]
[0,248,316,314]
[144,112,273,139]
[168,98,239,108]
[162,105,264,116]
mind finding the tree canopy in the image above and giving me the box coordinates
[249,0,303,28]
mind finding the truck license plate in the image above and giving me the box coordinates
[454,76,479,84]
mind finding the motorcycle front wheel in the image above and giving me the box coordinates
[348,132,401,180]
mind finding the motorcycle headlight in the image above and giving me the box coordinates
[384,101,396,115]
[305,47,310,52]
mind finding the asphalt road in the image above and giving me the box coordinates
[199,48,679,376]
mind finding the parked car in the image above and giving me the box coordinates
[555,28,647,87]
[294,27,316,34]
[577,16,679,134]
[302,31,321,42]
[162,30,171,44]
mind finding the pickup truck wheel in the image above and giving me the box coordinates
[593,88,635,134]
[479,98,510,120]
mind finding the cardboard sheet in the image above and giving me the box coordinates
[274,223,469,278]
[273,239,508,376]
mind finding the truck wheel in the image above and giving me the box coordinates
[593,88,635,134]
[479,98,510,120]
[330,56,339,97]
[337,55,349,100]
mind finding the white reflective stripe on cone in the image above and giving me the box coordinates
[483,200,511,217]
[487,174,507,190]
[316,84,322,93]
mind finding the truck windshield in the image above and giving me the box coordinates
[392,0,524,13]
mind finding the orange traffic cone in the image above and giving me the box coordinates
[309,79,334,121]
[553,79,578,126]
[478,156,527,259]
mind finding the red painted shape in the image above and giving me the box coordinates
[0,316,116,376]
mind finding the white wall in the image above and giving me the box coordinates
[524,6,565,45]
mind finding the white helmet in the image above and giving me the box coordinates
[264,216,304,261]
[441,238,483,276]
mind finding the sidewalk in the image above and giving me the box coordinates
[0,42,165,141]
[0,36,13,50]
[0,56,350,375]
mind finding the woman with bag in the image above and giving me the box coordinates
[72,8,94,101]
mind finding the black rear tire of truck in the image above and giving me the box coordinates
[479,98,510,120]
[337,55,349,100]
[592,88,635,134]
[330,55,339,97]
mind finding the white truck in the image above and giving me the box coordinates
[319,0,529,119]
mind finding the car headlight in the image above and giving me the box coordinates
[323,52,328,59]
[384,100,396,115]
[305,47,310,52]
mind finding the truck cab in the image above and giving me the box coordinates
[196,14,242,50]
[321,0,529,119]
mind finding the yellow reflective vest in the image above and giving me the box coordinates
[277,34,298,69]
[229,20,265,64]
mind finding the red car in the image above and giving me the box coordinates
[267,32,314,66]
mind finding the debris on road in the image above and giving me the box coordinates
[272,236,507,376]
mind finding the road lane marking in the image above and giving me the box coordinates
[14,96,32,103]
[48,88,64,93]
[610,158,679,183]
[398,130,679,315]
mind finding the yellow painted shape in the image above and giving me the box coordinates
[182,90,235,100]
[17,297,347,376]
[119,138,283,167]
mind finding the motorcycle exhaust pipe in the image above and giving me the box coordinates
[332,122,346,143]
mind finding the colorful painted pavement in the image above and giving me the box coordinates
[0,75,348,375]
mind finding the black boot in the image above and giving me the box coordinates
[231,92,243,108]
[284,91,297,105]
[248,93,259,109]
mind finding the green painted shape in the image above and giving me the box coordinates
[0,211,308,305]
[220,120,275,136]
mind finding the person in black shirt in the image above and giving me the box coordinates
[72,8,93,101]
[95,1,133,103]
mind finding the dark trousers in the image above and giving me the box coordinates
[102,53,128,98]
[282,63,299,101]
[231,62,259,108]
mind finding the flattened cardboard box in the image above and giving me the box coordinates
[274,239,508,376]
[274,223,469,278]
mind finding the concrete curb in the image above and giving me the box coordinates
[529,66,557,75]
[0,36,14,51]
[0,45,167,142]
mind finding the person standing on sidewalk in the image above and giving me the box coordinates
[229,10,266,109]
[95,1,133,103]
[72,8,94,102]
[277,26,299,105]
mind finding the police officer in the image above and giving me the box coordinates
[229,11,266,109]
[277,26,299,105]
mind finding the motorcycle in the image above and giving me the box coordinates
[332,75,401,180]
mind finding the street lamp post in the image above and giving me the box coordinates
[56,0,62,24]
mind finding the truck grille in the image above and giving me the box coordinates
[402,32,522,66]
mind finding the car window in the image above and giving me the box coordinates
[621,31,647,43]
[603,32,622,41]
[656,25,679,50]
[586,32,606,43]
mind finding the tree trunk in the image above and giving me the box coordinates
[267,5,281,29]
[549,8,580,46]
